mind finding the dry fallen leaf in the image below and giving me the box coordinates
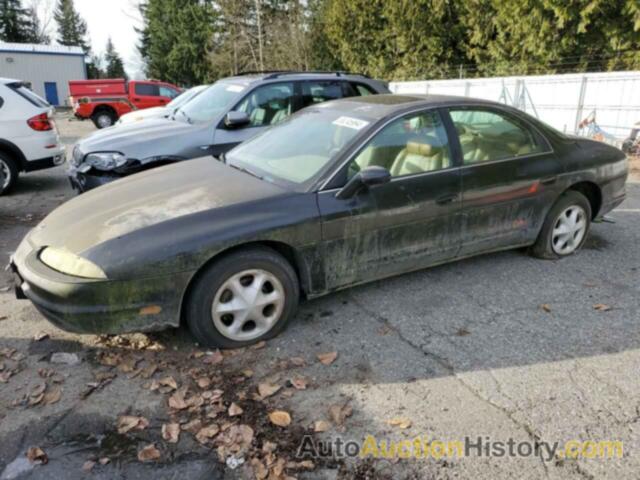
[228,402,243,416]
[203,350,224,365]
[98,457,110,465]
[317,351,338,365]
[313,420,330,432]
[26,447,48,464]
[162,423,180,443]
[195,424,220,444]
[593,303,611,312]
[258,383,281,399]
[328,404,352,426]
[541,304,552,313]
[137,444,161,462]
[159,376,178,390]
[268,410,291,427]
[33,331,49,342]
[241,368,254,378]
[82,460,96,472]
[196,377,211,389]
[250,340,266,350]
[117,415,149,434]
[290,377,307,390]
[168,391,188,410]
[287,460,315,470]
[42,387,61,405]
[386,417,412,429]
[289,356,306,367]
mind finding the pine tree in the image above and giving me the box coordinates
[53,0,89,52]
[0,0,36,42]
[104,37,127,79]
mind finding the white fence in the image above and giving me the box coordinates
[390,71,640,143]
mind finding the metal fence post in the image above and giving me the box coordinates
[574,76,588,133]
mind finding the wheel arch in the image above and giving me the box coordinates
[0,139,27,171]
[566,181,602,219]
[178,240,311,326]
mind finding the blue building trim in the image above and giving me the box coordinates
[0,49,85,58]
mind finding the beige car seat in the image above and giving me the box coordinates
[390,141,450,176]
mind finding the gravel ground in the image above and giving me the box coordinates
[0,114,639,480]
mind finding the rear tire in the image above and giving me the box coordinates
[0,152,18,195]
[185,247,299,349]
[530,190,591,259]
[92,110,116,129]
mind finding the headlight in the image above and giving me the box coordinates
[85,152,127,171]
[40,247,107,279]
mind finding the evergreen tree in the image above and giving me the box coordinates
[0,0,37,42]
[53,0,88,52]
[25,6,50,43]
[104,37,127,79]
[142,0,216,84]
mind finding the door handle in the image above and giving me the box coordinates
[541,176,557,185]
[133,97,141,101]
[436,193,457,205]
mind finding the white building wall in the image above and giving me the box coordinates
[0,51,86,106]
[391,71,640,142]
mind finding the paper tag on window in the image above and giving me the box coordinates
[332,116,369,130]
[225,84,245,92]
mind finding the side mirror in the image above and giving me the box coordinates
[224,111,250,129]
[335,166,391,200]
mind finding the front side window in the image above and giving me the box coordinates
[348,110,451,180]
[135,83,159,96]
[450,108,542,165]
[301,81,343,108]
[159,86,180,99]
[234,82,294,126]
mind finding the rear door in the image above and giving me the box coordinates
[317,108,462,290]
[445,106,563,255]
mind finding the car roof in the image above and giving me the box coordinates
[317,94,508,120]
[0,77,20,85]
[220,71,377,84]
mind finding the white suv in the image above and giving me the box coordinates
[0,78,64,195]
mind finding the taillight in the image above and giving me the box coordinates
[27,113,53,131]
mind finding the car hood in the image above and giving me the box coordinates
[120,106,168,122]
[78,118,199,154]
[28,157,288,255]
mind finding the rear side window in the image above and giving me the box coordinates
[135,83,160,96]
[8,82,49,108]
[300,81,343,108]
[351,83,376,96]
[449,108,544,165]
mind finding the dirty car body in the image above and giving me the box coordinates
[12,94,628,336]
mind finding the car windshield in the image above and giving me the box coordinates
[225,108,372,186]
[168,85,206,109]
[176,82,246,123]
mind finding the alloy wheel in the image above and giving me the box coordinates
[551,205,587,255]
[211,269,285,341]
[97,114,113,128]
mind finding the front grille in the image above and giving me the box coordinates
[70,146,83,166]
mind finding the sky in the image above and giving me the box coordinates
[37,0,143,78]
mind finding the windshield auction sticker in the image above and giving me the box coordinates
[332,116,370,130]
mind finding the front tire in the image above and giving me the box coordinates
[0,152,18,195]
[185,247,299,348]
[530,190,591,259]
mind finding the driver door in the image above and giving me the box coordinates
[211,82,296,157]
[317,109,463,291]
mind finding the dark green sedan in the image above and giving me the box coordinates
[11,95,628,348]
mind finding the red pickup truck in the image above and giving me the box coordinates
[69,79,182,128]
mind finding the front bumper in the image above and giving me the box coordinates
[68,167,120,193]
[10,239,190,334]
